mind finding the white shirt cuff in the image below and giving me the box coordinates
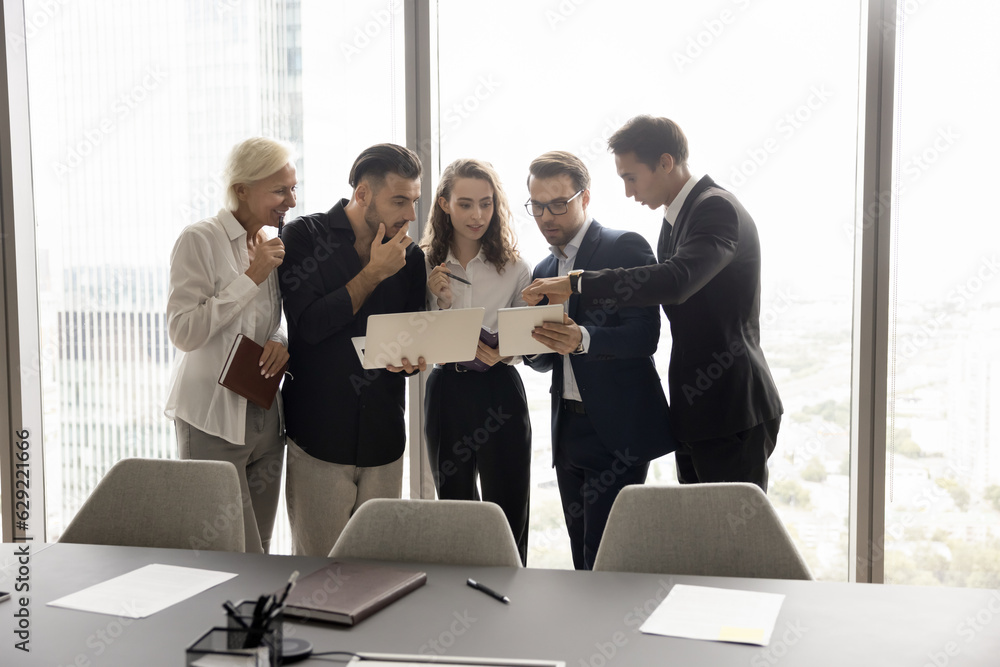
[574,326,591,355]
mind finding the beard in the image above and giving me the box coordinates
[364,199,405,238]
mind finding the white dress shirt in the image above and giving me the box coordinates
[426,248,532,362]
[576,174,700,296]
[549,217,594,402]
[664,172,701,226]
[164,208,286,445]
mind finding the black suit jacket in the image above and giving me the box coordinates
[526,220,674,464]
[583,176,783,442]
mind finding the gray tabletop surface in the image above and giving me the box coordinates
[2,542,999,665]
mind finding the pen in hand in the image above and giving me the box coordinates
[467,578,510,604]
[444,271,472,286]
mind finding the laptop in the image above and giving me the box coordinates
[351,307,485,369]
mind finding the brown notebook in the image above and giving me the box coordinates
[218,333,286,410]
[281,561,427,625]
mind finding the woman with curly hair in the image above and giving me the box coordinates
[422,158,533,565]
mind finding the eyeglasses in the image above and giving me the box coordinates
[524,190,584,217]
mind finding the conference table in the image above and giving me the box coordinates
[2,542,999,665]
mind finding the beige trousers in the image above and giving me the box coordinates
[175,402,284,554]
[285,438,403,557]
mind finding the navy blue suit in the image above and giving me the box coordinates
[526,219,674,569]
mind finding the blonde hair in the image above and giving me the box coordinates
[223,137,295,212]
[420,158,519,271]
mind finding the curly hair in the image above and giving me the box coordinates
[421,158,519,272]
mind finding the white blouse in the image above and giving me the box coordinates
[164,208,286,445]
[425,249,532,366]
[425,249,532,329]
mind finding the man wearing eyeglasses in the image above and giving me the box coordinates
[524,116,783,493]
[523,151,675,570]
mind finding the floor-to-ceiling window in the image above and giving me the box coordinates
[883,0,1000,587]
[25,0,405,552]
[437,0,861,575]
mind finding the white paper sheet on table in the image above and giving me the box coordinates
[47,563,237,618]
[639,584,785,646]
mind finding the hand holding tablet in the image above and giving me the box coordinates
[496,304,565,357]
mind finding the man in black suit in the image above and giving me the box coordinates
[524,117,783,491]
[523,151,674,570]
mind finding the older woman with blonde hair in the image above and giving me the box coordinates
[165,137,295,553]
[422,158,533,564]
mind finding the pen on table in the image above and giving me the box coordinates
[467,578,510,604]
[444,271,472,286]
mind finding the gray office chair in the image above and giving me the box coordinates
[593,483,813,580]
[329,498,522,567]
[59,458,245,552]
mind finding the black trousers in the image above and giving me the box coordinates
[424,363,532,565]
[554,405,649,571]
[675,416,781,492]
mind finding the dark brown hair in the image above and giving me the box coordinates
[607,115,689,170]
[421,158,519,271]
[526,150,591,192]
[348,143,422,192]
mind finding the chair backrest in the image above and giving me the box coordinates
[593,483,813,580]
[59,458,245,552]
[329,498,522,567]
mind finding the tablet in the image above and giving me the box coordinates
[351,307,485,369]
[496,304,565,357]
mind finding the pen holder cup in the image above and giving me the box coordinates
[185,600,283,667]
[186,626,280,667]
[230,599,284,653]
